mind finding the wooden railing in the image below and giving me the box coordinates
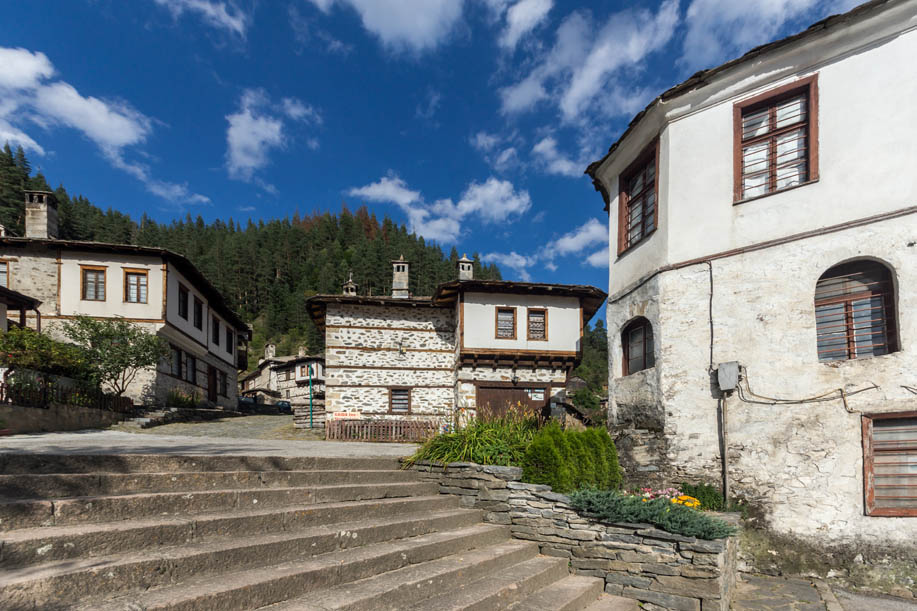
[0,382,134,413]
[326,418,439,442]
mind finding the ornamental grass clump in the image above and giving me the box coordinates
[569,488,737,540]
[404,411,539,467]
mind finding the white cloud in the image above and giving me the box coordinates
[225,88,320,185]
[532,136,581,177]
[0,47,54,90]
[470,131,500,152]
[500,1,679,122]
[679,0,840,73]
[346,173,531,243]
[586,247,609,267]
[551,218,607,257]
[500,0,553,49]
[152,0,250,37]
[0,46,208,204]
[308,0,465,52]
[469,130,520,173]
[482,251,537,281]
[415,89,442,121]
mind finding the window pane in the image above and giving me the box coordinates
[497,310,514,338]
[528,310,545,339]
[852,296,887,358]
[742,107,769,139]
[873,418,917,509]
[391,389,410,413]
[775,95,806,129]
[815,302,847,362]
[0,263,7,288]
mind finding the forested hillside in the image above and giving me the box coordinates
[0,144,502,368]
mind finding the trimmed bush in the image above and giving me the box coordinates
[522,424,622,493]
[405,414,539,467]
[569,488,737,540]
[679,482,724,511]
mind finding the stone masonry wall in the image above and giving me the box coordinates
[410,461,738,611]
[324,303,455,420]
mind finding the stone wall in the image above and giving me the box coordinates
[0,402,124,434]
[324,303,455,420]
[410,461,738,611]
[456,365,567,420]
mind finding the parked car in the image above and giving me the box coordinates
[237,396,257,413]
[275,400,292,414]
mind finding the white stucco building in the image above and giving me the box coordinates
[307,256,605,426]
[0,191,250,409]
[587,0,916,551]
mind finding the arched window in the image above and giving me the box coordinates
[622,317,654,375]
[815,260,897,362]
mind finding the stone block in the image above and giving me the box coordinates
[654,575,721,599]
[680,540,725,553]
[439,486,476,496]
[638,528,697,543]
[680,566,719,579]
[601,533,643,545]
[619,550,678,563]
[478,488,511,501]
[481,465,523,480]
[541,546,572,558]
[484,511,512,525]
[507,482,550,491]
[475,501,510,512]
[606,572,654,589]
[604,584,624,596]
[622,587,700,611]
[532,491,571,503]
[641,563,680,576]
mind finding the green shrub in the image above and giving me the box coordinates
[0,327,92,379]
[404,414,539,467]
[679,482,725,511]
[166,388,199,409]
[522,424,622,493]
[569,488,737,540]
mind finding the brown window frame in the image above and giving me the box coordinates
[388,387,412,415]
[80,265,107,301]
[0,259,11,289]
[617,138,659,255]
[814,261,897,362]
[123,268,149,304]
[622,317,654,376]
[178,284,189,319]
[527,308,548,341]
[862,411,917,517]
[495,307,517,340]
[733,74,819,204]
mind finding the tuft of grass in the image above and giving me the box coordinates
[404,413,539,467]
[570,488,737,540]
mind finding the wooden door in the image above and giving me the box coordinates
[475,383,549,421]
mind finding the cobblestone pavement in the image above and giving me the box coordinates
[114,414,323,440]
[0,420,418,458]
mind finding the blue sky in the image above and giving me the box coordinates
[0,0,858,290]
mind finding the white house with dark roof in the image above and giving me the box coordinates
[0,190,250,408]
[586,0,916,552]
[307,255,605,427]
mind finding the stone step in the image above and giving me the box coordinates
[0,481,439,531]
[404,555,571,610]
[0,509,487,609]
[507,574,605,611]
[263,539,540,611]
[0,494,461,568]
[0,468,420,499]
[0,454,403,474]
[581,595,641,610]
[75,523,509,611]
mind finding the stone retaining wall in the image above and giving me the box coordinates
[0,403,125,434]
[410,460,738,611]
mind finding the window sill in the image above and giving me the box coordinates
[617,365,656,379]
[733,178,819,206]
[819,350,900,367]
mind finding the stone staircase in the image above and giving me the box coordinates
[0,454,634,610]
[116,407,240,430]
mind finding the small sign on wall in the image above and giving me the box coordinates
[329,411,362,420]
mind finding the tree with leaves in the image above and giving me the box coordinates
[62,316,168,397]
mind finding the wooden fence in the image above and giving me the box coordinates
[326,418,439,442]
[0,382,134,413]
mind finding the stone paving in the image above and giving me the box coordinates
[731,574,917,611]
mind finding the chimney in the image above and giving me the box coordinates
[392,254,410,298]
[457,254,473,281]
[24,191,59,239]
[263,343,276,360]
[342,271,358,296]
[297,345,306,357]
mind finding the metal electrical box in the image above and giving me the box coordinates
[717,362,740,391]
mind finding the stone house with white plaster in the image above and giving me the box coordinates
[307,255,605,426]
[586,0,916,553]
[240,344,325,406]
[0,190,250,409]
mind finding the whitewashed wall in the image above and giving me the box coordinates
[59,252,163,320]
[462,292,581,352]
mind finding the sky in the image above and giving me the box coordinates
[0,0,861,291]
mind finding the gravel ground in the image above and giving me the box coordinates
[112,415,324,441]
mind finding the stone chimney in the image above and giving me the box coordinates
[392,254,410,298]
[342,272,358,296]
[24,191,59,239]
[263,343,276,360]
[297,345,307,357]
[457,254,473,281]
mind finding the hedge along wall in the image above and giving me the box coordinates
[409,460,740,611]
